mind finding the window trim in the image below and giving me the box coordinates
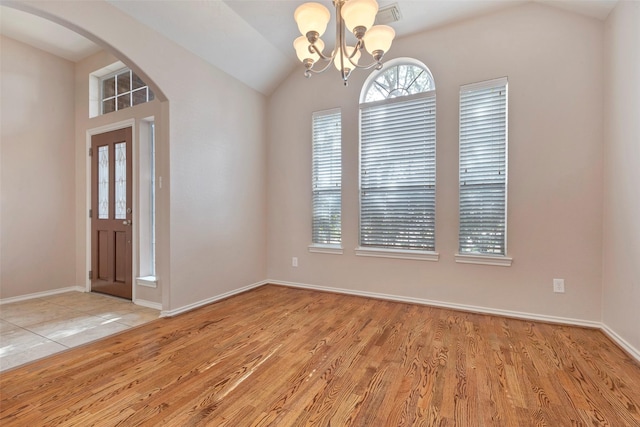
[358,59,437,258]
[89,61,126,118]
[456,76,510,265]
[311,108,342,248]
[359,90,436,109]
[308,244,343,255]
[136,118,157,279]
[356,246,439,261]
[99,66,154,115]
[454,253,512,267]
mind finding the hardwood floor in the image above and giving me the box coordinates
[1,285,639,426]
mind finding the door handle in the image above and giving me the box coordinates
[123,220,132,226]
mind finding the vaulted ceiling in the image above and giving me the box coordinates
[0,0,618,95]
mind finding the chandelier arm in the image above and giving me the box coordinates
[344,39,366,69]
[347,39,364,60]
[307,59,335,74]
[340,41,384,70]
[352,47,387,70]
[351,60,384,70]
[341,22,365,69]
[309,43,334,62]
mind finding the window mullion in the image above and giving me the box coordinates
[99,66,155,116]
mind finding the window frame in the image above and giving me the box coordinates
[455,77,512,267]
[136,119,158,287]
[356,59,439,261]
[100,68,154,116]
[309,108,343,254]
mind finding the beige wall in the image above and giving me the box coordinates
[602,1,640,353]
[11,1,268,312]
[267,3,604,322]
[0,36,76,299]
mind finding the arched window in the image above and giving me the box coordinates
[361,59,435,103]
[358,59,438,257]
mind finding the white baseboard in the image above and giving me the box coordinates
[134,298,162,311]
[600,324,640,363]
[0,286,85,305]
[160,280,269,318]
[5,280,637,363]
[267,279,603,328]
[268,279,640,364]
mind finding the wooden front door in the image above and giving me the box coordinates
[91,128,133,300]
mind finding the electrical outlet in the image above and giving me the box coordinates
[292,257,298,267]
[553,278,565,293]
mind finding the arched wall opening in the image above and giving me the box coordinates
[1,2,171,309]
[2,0,270,314]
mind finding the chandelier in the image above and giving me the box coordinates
[293,0,396,86]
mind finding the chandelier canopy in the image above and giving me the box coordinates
[293,0,396,86]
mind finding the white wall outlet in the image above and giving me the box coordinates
[292,257,298,267]
[553,278,565,293]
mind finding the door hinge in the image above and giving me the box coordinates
[89,208,92,218]
[89,147,93,157]
[88,270,93,280]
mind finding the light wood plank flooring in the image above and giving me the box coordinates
[1,285,639,426]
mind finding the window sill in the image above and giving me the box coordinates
[455,253,512,267]
[355,247,439,261]
[308,244,343,255]
[136,276,157,288]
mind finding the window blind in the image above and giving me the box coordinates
[459,78,508,255]
[360,94,436,251]
[312,109,342,245]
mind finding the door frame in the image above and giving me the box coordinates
[85,119,137,301]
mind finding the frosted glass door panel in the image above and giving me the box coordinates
[115,142,127,220]
[98,145,109,219]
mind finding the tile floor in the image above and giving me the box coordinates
[0,291,160,372]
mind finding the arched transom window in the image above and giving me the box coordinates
[362,60,435,103]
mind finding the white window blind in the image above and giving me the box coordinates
[360,94,436,251]
[459,77,508,255]
[312,109,342,245]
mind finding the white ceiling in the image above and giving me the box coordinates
[0,0,618,95]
